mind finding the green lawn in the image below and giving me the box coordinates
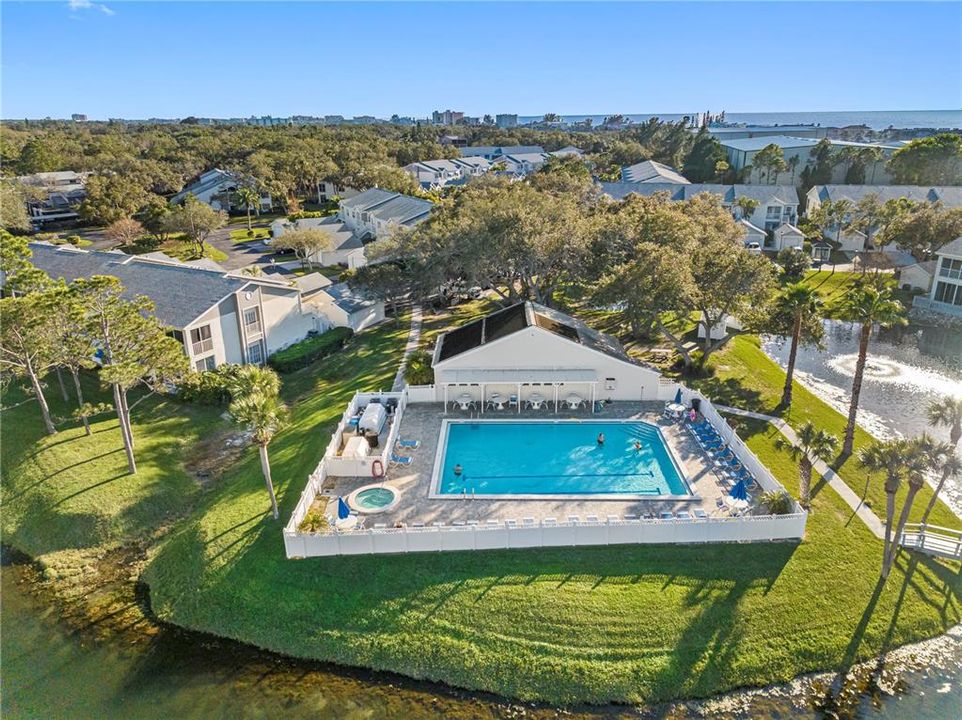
[126,234,229,263]
[3,311,960,707]
[229,227,271,244]
[801,270,915,312]
[685,335,960,530]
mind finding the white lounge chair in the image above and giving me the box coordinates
[567,515,580,525]
[522,517,536,527]
[585,515,600,524]
[543,517,557,527]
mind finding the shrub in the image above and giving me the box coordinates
[761,490,795,515]
[177,364,244,404]
[776,247,811,280]
[299,505,330,533]
[267,327,353,373]
[404,349,434,385]
[287,210,326,221]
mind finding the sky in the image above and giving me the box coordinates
[2,1,960,120]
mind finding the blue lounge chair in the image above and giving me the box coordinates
[397,439,420,449]
[390,453,413,466]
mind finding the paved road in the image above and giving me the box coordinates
[718,405,886,539]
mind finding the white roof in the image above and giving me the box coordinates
[442,368,598,384]
[621,160,689,184]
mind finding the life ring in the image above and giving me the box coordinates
[371,459,384,478]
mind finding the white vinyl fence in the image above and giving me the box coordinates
[284,512,806,558]
[283,384,807,559]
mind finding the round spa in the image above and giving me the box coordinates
[347,484,401,514]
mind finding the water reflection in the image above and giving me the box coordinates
[762,319,962,516]
[3,558,961,720]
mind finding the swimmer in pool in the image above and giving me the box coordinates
[597,432,605,445]
[634,440,642,451]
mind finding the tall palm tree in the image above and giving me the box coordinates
[773,283,823,408]
[774,421,838,508]
[833,283,907,455]
[887,437,937,572]
[919,439,962,529]
[859,439,911,578]
[236,186,260,231]
[927,395,962,447]
[229,366,288,520]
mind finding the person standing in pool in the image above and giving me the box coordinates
[597,432,605,445]
[634,440,642,451]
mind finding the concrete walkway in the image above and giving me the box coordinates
[391,305,423,392]
[718,405,886,539]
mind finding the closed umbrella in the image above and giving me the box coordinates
[337,496,351,520]
[729,479,748,501]
[673,388,683,405]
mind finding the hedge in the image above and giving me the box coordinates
[266,327,353,373]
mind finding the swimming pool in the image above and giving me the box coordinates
[434,420,691,498]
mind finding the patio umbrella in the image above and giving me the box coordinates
[729,479,748,501]
[337,496,351,520]
[673,388,683,404]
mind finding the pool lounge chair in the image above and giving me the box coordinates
[522,517,536,527]
[397,438,420,449]
[693,509,709,519]
[486,519,500,527]
[585,515,600,524]
[390,453,413,466]
[567,515,580,525]
[543,517,557,527]
[676,511,692,520]
[659,511,675,520]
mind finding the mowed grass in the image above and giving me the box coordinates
[687,335,960,530]
[3,310,960,706]
[144,409,962,705]
[229,227,271,244]
[1,375,223,556]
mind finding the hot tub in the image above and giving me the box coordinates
[347,484,401,514]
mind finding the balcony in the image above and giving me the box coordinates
[192,338,214,355]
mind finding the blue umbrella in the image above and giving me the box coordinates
[337,496,351,520]
[729,480,748,501]
[673,388,683,405]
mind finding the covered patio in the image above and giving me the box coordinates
[440,368,599,413]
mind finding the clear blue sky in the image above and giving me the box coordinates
[3,2,960,120]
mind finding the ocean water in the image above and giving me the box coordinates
[438,420,688,496]
[518,110,962,130]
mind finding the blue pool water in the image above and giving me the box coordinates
[437,421,689,496]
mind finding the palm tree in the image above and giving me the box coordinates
[228,366,288,520]
[887,436,941,576]
[236,186,260,231]
[919,440,962,529]
[774,283,823,408]
[859,439,910,577]
[774,421,838,508]
[732,196,759,221]
[927,395,962,447]
[833,283,907,455]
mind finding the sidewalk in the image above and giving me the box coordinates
[718,405,886,539]
[391,305,423,392]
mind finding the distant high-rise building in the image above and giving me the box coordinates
[496,113,518,129]
[71,113,87,122]
[432,109,464,125]
[324,115,346,125]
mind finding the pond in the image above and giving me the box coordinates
[762,319,962,516]
[4,554,962,720]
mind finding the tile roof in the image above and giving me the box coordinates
[28,243,253,329]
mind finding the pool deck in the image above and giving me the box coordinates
[324,402,752,528]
